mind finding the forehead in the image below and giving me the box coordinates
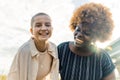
[33,15,51,23]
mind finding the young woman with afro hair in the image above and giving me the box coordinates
[58,3,116,80]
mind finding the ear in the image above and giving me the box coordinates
[30,28,33,34]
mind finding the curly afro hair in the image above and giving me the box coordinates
[70,3,114,42]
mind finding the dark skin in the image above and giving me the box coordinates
[69,23,116,80]
[69,42,93,56]
[69,23,95,56]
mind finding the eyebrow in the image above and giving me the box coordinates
[35,22,51,24]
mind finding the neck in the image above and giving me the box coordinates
[70,42,95,56]
[76,46,92,54]
[34,39,48,52]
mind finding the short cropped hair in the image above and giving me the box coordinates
[70,3,114,42]
[31,12,50,27]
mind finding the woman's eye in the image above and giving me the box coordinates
[36,25,40,27]
[46,24,51,27]
[45,22,51,27]
[84,32,90,36]
[75,27,81,32]
[76,29,80,32]
[35,24,42,27]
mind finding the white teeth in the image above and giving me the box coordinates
[39,33,42,35]
[39,32,49,35]
[46,32,49,35]
[76,38,83,44]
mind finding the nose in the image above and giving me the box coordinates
[40,25,47,30]
[76,32,83,38]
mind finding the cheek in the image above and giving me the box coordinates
[48,28,53,33]
[84,36,91,41]
[32,29,38,35]
[49,30,52,37]
[73,33,78,39]
[73,31,77,36]
[33,28,39,32]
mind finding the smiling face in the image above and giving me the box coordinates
[30,15,53,42]
[74,23,94,48]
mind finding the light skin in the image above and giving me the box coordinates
[30,15,53,52]
[30,14,53,80]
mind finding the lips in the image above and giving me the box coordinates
[75,36,84,44]
[39,31,49,36]
[76,38,83,43]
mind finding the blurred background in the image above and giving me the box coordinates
[0,0,120,79]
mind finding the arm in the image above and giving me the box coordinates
[7,52,20,80]
[101,51,116,80]
[102,71,116,80]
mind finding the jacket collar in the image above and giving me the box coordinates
[29,38,58,59]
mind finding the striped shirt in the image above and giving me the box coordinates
[58,42,115,80]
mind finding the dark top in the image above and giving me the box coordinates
[58,42,115,80]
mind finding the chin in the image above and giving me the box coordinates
[74,41,89,48]
[41,39,48,41]
[74,42,82,47]
[38,37,48,41]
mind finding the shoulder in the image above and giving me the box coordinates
[49,41,57,47]
[13,40,30,61]
[17,39,30,54]
[57,41,71,57]
[94,48,113,63]
[48,41,58,53]
[48,41,57,51]
[98,49,112,59]
[57,41,70,48]
[99,49,114,66]
[98,49,115,78]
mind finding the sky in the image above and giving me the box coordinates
[0,0,120,74]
